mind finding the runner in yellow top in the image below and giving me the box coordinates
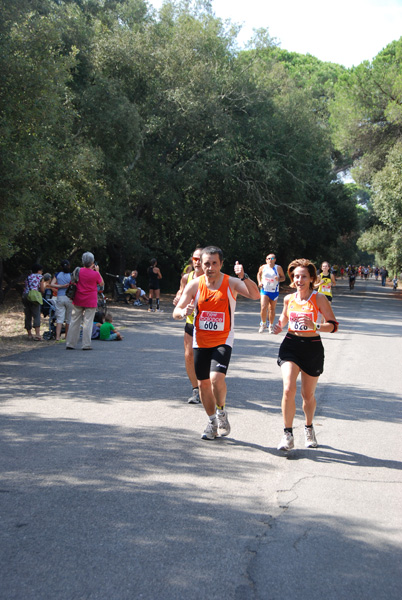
[173,247,204,404]
[316,261,336,303]
[273,258,338,451]
[173,246,259,440]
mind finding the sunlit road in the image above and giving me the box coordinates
[0,277,401,599]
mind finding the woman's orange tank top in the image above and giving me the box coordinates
[287,290,320,333]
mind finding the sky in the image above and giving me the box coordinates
[148,0,402,67]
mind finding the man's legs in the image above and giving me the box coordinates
[198,372,226,415]
[184,332,200,403]
[259,294,269,331]
[267,297,278,328]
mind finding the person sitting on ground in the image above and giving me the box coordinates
[91,311,105,339]
[99,313,123,341]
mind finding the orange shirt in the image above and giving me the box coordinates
[193,274,236,348]
[287,291,320,333]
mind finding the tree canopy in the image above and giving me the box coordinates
[329,37,402,272]
[3,0,392,296]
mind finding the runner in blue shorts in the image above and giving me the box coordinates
[257,254,285,333]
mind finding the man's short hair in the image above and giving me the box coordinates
[201,246,223,262]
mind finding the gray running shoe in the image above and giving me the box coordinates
[201,419,218,440]
[258,322,266,333]
[277,431,294,451]
[304,425,318,448]
[188,388,201,404]
[217,410,231,436]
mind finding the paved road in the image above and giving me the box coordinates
[0,278,401,599]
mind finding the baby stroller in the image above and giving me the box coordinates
[41,291,57,340]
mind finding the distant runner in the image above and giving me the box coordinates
[257,254,285,333]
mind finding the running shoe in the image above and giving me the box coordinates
[155,308,164,313]
[134,300,142,306]
[277,431,294,451]
[201,419,218,440]
[147,308,155,312]
[268,324,273,334]
[304,425,318,448]
[258,322,267,333]
[217,410,231,436]
[188,388,201,404]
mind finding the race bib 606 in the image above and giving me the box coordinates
[199,311,225,331]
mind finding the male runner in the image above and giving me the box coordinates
[257,253,285,333]
[173,247,204,404]
[173,246,259,440]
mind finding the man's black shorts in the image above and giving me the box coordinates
[184,322,194,337]
[193,345,232,381]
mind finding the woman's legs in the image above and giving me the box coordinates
[23,297,33,337]
[280,361,300,428]
[300,372,319,426]
[66,305,84,348]
[82,307,96,349]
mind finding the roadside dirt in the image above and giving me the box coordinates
[0,291,174,359]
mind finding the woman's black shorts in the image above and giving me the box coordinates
[277,333,324,377]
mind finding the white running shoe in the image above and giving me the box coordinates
[201,419,218,440]
[304,425,318,448]
[277,431,294,451]
[188,388,201,404]
[268,324,273,334]
[217,410,231,436]
[258,322,267,333]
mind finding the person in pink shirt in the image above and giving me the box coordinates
[66,252,104,350]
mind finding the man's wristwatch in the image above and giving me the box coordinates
[241,273,249,281]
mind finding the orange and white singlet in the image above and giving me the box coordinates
[287,290,321,333]
[193,274,236,348]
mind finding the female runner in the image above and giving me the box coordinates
[316,261,336,303]
[273,258,339,451]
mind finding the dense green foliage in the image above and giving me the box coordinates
[4,0,396,296]
[330,38,402,273]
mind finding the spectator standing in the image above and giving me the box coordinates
[51,260,72,341]
[148,258,163,312]
[66,252,103,350]
[22,264,46,340]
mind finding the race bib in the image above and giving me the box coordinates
[288,311,315,332]
[264,276,277,292]
[321,284,331,294]
[199,311,225,331]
